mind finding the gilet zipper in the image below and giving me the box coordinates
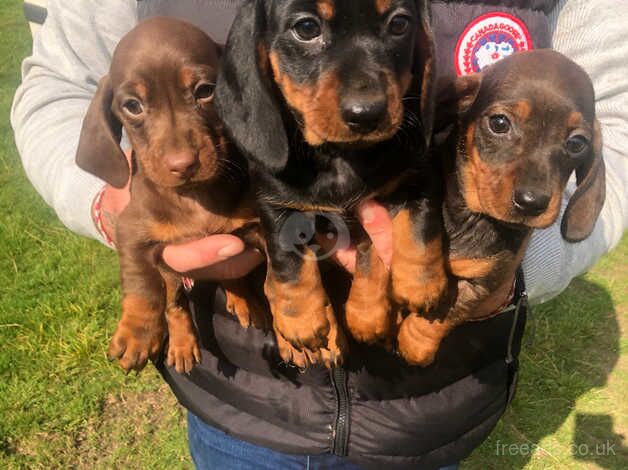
[330,366,350,456]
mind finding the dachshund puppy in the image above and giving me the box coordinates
[397,50,606,366]
[76,18,266,374]
[215,0,445,367]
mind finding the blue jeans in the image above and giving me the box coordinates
[188,412,459,470]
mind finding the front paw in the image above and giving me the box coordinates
[108,295,165,373]
[166,306,202,374]
[396,314,452,367]
[345,292,393,349]
[273,302,332,352]
[392,266,448,315]
[225,290,271,331]
[274,333,322,369]
[274,308,346,369]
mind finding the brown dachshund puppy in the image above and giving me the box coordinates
[397,50,606,366]
[76,18,266,374]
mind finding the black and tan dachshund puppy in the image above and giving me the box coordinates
[397,50,606,366]
[76,18,266,374]
[216,0,445,367]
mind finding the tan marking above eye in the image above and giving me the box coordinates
[179,68,196,89]
[375,0,393,15]
[316,0,335,21]
[132,82,148,100]
[567,111,584,128]
[511,99,532,121]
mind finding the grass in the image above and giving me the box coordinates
[0,0,626,468]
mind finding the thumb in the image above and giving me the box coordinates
[162,234,247,274]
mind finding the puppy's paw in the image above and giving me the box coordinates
[344,245,394,349]
[273,301,332,352]
[392,265,449,315]
[225,289,271,331]
[275,333,321,369]
[108,295,165,373]
[345,290,393,349]
[274,303,347,369]
[319,312,347,368]
[396,314,452,367]
[166,306,201,374]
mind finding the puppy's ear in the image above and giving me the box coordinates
[561,120,606,242]
[76,76,129,188]
[414,0,436,148]
[454,73,482,115]
[215,1,288,174]
[433,73,482,133]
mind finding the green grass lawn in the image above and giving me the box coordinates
[0,1,626,468]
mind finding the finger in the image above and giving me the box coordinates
[162,234,247,273]
[356,200,393,269]
[183,248,265,281]
[315,233,357,274]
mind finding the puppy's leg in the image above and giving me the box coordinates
[397,280,484,366]
[397,314,454,366]
[262,209,346,368]
[108,239,167,374]
[223,278,271,331]
[344,241,394,349]
[160,270,201,374]
[391,201,449,316]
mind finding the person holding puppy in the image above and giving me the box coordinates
[12,0,628,468]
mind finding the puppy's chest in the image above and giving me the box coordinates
[444,208,529,284]
[272,147,413,209]
[145,197,251,244]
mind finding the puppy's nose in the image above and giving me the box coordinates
[341,96,388,134]
[167,152,199,177]
[513,189,551,216]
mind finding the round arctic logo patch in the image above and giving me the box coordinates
[455,12,533,76]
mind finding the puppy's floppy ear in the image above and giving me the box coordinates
[561,120,606,242]
[76,76,129,188]
[413,0,437,148]
[433,73,482,133]
[215,1,288,174]
[453,73,482,115]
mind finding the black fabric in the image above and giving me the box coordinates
[137,0,242,45]
[158,277,528,469]
[140,0,546,467]
[436,0,559,13]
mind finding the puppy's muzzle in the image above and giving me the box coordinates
[166,151,200,179]
[341,93,388,134]
[512,188,551,216]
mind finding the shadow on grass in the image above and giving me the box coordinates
[466,277,623,469]
[572,414,628,469]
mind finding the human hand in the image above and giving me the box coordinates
[96,150,263,281]
[317,200,394,274]
[316,200,516,320]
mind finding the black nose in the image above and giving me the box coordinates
[513,189,551,216]
[341,96,388,134]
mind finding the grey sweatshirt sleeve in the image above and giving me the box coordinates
[523,0,628,304]
[11,0,138,241]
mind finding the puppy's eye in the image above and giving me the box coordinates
[488,114,511,134]
[194,82,216,102]
[292,18,322,42]
[122,99,143,117]
[389,15,411,36]
[566,134,589,156]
